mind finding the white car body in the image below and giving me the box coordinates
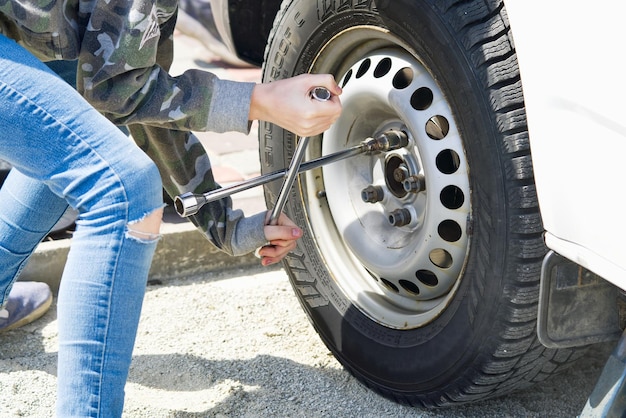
[505,1,626,289]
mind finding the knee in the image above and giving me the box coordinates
[139,159,163,204]
[127,206,163,239]
[125,159,163,239]
[123,156,163,221]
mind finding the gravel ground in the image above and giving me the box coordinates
[0,266,615,417]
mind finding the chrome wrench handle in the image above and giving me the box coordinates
[268,86,331,225]
[173,130,409,218]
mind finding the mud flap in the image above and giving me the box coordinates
[538,251,623,349]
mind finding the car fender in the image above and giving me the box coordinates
[505,0,626,290]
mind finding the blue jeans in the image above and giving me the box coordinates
[0,35,164,416]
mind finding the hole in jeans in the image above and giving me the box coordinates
[127,207,163,241]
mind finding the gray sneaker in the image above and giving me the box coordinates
[0,282,53,333]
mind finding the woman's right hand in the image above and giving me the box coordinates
[249,73,343,137]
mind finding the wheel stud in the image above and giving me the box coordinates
[388,208,412,227]
[361,185,384,203]
[403,175,425,193]
[393,165,409,183]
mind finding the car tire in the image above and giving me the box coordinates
[260,0,585,407]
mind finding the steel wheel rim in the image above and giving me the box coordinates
[301,28,471,329]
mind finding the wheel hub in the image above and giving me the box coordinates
[304,47,471,328]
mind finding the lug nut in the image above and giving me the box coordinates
[361,185,384,203]
[363,129,409,153]
[388,208,412,227]
[393,166,409,183]
[403,175,425,193]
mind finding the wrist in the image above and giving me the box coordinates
[249,83,270,122]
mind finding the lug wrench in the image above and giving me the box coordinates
[267,86,332,224]
[173,129,409,217]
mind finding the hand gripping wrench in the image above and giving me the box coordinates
[267,86,331,224]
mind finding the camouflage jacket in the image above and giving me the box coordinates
[0,0,267,255]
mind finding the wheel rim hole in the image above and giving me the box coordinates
[391,67,413,90]
[425,115,449,139]
[399,280,420,295]
[411,87,434,110]
[440,185,465,209]
[438,220,462,242]
[429,248,453,269]
[374,57,392,78]
[416,270,439,287]
[342,69,353,88]
[356,59,371,78]
[436,149,460,174]
[380,278,399,293]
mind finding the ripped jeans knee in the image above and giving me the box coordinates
[115,151,163,243]
[127,206,164,241]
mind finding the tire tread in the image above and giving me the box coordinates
[412,0,588,406]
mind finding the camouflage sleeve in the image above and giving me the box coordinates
[129,125,268,256]
[77,0,252,134]
[76,1,266,255]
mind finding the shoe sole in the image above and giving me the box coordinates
[0,292,53,333]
